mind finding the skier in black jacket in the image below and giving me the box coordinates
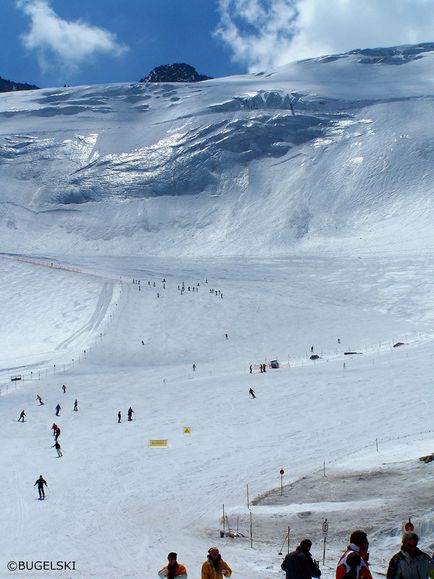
[34,475,48,499]
[281,539,321,579]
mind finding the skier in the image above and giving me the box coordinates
[51,422,58,435]
[54,427,61,441]
[281,539,321,579]
[249,388,256,399]
[52,440,63,457]
[36,395,44,405]
[62,384,66,394]
[73,399,78,411]
[141,340,145,346]
[158,552,187,578]
[249,364,253,374]
[34,475,48,499]
[290,102,295,116]
[55,404,61,416]
[225,333,228,340]
[386,532,430,579]
[336,530,372,579]
[338,338,341,344]
[310,346,314,353]
[201,547,232,578]
[118,410,121,423]
[18,410,26,422]
[192,363,196,372]
[128,407,134,421]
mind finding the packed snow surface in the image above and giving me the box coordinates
[0,253,433,578]
[0,43,433,578]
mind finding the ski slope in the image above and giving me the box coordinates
[0,41,433,578]
[0,252,433,578]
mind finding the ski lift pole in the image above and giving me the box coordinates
[280,468,285,495]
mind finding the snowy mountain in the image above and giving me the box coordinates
[0,44,433,579]
[1,42,434,256]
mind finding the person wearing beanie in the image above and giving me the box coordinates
[337,530,372,579]
[158,552,187,578]
[201,547,232,578]
[281,539,321,579]
[386,532,430,579]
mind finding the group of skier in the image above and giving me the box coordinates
[280,530,433,579]
[17,383,81,466]
[158,547,231,578]
[118,407,134,423]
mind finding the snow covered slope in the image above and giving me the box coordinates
[0,44,433,579]
[1,43,434,256]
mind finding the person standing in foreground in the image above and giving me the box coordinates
[387,532,430,579]
[158,552,187,578]
[281,539,321,579]
[201,547,231,578]
[34,475,48,499]
[336,530,372,579]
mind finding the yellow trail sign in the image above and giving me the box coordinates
[148,439,168,447]
[183,426,191,434]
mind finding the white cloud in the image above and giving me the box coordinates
[17,0,128,72]
[216,0,434,71]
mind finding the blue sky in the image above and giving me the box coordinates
[0,0,244,87]
[1,0,434,88]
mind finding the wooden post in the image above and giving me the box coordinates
[222,504,225,534]
[250,511,253,548]
[376,438,379,452]
[323,533,327,566]
[322,518,329,565]
[247,484,250,509]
